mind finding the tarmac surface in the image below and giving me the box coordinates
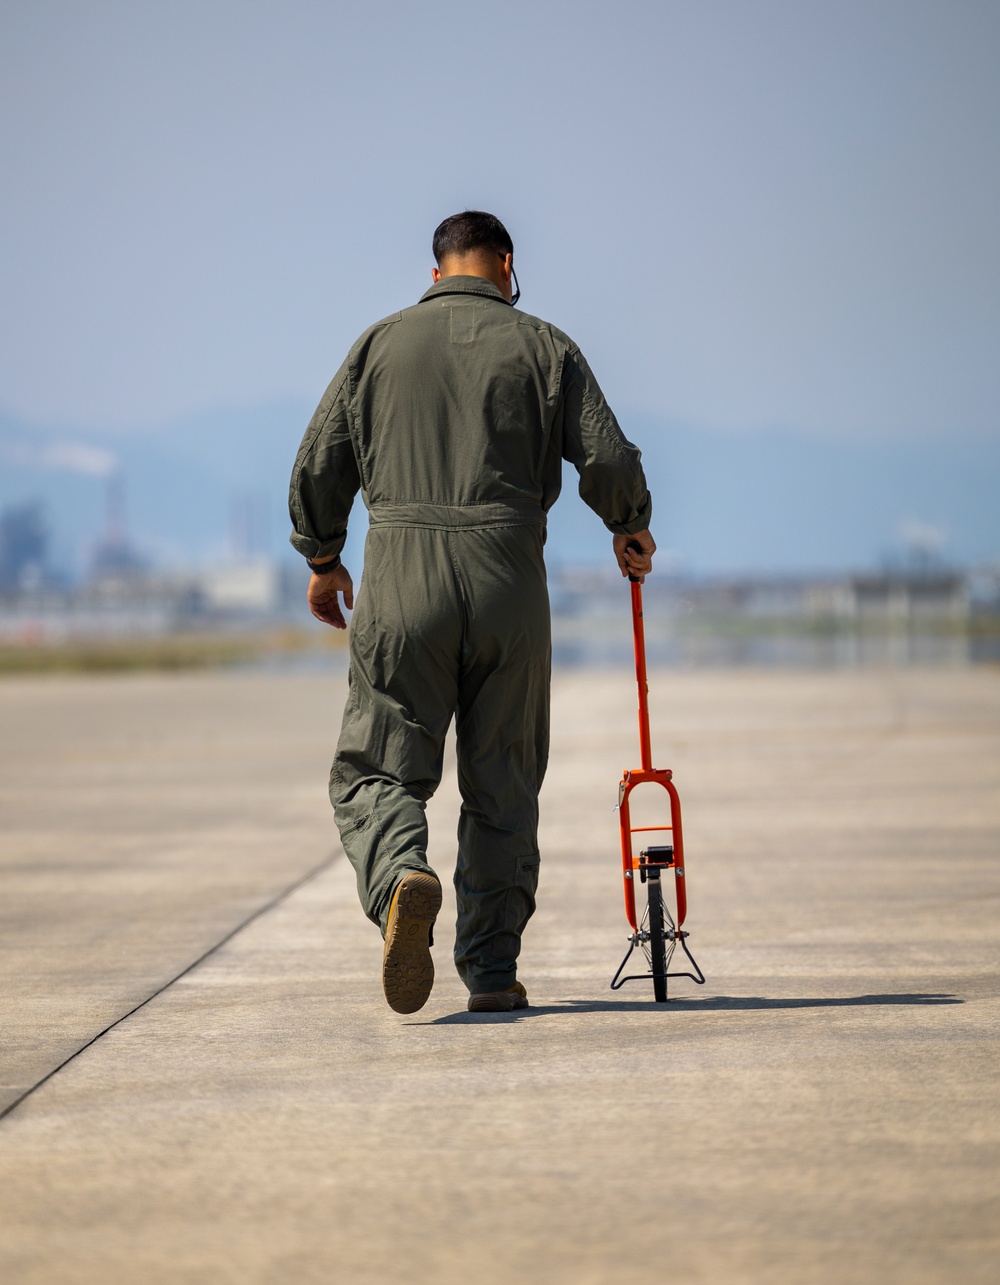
[1,664,998,1284]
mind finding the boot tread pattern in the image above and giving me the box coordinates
[382,872,441,1014]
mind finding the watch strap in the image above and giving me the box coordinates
[306,557,341,575]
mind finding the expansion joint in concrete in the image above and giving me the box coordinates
[0,852,340,1123]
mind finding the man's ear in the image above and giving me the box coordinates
[431,266,442,283]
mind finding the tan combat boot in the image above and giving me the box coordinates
[382,871,442,1014]
[467,981,529,1013]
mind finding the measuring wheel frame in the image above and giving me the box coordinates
[609,568,705,1002]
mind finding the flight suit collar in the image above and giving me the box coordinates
[418,275,509,305]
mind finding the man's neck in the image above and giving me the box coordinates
[433,253,509,299]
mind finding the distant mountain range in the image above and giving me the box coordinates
[1,402,997,577]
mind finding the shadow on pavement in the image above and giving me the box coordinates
[414,993,962,1025]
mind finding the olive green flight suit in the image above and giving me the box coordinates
[289,276,651,993]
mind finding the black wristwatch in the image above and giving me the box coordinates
[307,557,340,575]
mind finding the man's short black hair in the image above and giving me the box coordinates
[432,210,514,265]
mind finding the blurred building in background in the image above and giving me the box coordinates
[88,473,148,583]
[0,500,48,594]
[548,560,994,668]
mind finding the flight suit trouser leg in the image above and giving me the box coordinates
[330,524,460,933]
[329,520,550,993]
[451,526,550,993]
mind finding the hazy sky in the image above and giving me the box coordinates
[2,0,998,446]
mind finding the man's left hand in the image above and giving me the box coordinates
[613,530,656,581]
[307,564,355,629]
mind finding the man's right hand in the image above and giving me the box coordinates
[307,564,355,629]
[613,530,656,582]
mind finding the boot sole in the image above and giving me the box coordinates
[382,872,442,1015]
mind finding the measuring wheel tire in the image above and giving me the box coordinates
[646,870,669,1003]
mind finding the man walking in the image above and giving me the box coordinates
[289,211,654,1014]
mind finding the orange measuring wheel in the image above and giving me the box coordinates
[610,557,705,1002]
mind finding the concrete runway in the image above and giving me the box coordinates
[1,666,998,1283]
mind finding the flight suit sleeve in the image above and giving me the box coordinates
[288,360,362,564]
[558,347,652,535]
